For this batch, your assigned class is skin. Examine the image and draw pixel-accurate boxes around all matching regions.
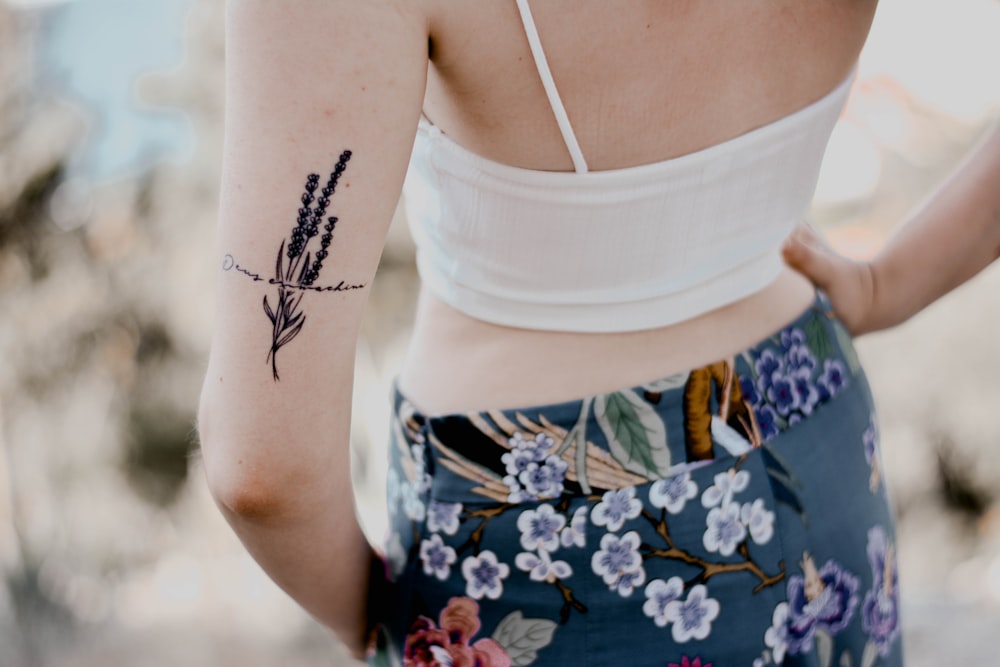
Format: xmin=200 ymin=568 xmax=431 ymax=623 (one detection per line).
xmin=196 ymin=0 xmax=996 ymax=658
xmin=782 ymin=122 xmax=1000 ymax=335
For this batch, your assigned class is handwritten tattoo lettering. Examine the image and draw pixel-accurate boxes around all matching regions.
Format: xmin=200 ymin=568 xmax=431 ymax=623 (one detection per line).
xmin=223 ymin=254 xmax=363 ymax=293
xmin=222 ymin=150 xmax=366 ymax=381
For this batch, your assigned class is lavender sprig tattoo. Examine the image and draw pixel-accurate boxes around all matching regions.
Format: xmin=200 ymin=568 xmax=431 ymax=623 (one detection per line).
xmin=263 ymin=150 xmax=353 ymax=380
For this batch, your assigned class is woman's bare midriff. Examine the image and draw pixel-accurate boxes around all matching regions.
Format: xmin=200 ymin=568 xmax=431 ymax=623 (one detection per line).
xmin=396 ymin=266 xmax=817 ymax=416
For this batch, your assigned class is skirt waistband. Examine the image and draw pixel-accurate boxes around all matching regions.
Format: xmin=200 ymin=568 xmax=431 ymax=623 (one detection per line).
xmin=390 ymin=290 xmax=862 ymax=504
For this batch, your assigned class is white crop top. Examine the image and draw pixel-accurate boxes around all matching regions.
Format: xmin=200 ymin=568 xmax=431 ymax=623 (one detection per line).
xmin=403 ymin=0 xmax=854 ymax=333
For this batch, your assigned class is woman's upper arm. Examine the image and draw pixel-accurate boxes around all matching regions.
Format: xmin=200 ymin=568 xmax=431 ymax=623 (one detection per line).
xmin=200 ymin=0 xmax=428 ymax=510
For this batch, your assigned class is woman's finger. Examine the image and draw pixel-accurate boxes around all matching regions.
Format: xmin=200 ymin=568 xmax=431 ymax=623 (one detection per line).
xmin=781 ymin=224 xmax=843 ymax=290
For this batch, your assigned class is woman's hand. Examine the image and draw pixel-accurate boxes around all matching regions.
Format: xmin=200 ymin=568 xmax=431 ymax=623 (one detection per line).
xmin=781 ymin=223 xmax=879 ymax=335
xmin=785 ymin=121 xmax=1000 ymax=338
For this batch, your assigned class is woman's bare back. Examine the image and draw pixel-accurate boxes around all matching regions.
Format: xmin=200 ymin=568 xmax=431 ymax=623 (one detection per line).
xmin=397 ymin=0 xmax=879 ymax=415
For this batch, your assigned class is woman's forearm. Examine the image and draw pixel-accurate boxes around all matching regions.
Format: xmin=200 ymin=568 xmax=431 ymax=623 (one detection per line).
xmin=198 ymin=378 xmax=374 ymax=658
xmin=216 ymin=484 xmax=373 ymax=656
xmin=870 ymin=121 xmax=1000 ymax=329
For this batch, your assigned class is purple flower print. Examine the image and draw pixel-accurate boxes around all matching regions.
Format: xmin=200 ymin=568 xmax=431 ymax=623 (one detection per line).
xmin=649 ymin=472 xmax=698 ymax=515
xmin=501 ymin=432 xmax=552 ymax=476
xmin=791 ymin=372 xmax=820 ymax=416
xmin=560 ymin=506 xmax=588 ymax=548
xmin=503 ymin=453 xmax=568 ymax=503
xmin=739 ymin=374 xmax=761 ymax=406
xmin=779 ymin=327 xmax=807 ymax=352
xmin=516 ymin=504 xmax=566 ymax=553
xmin=785 ymin=553 xmax=860 ymax=655
xmin=786 ymin=344 xmax=818 ymax=375
xmin=754 ymin=349 xmax=784 ymax=394
xmin=613 ymin=567 xmax=647 ymax=597
xmin=501 ymin=447 xmax=540 ymax=477
xmin=862 ymin=526 xmax=900 ymax=656
xmin=703 ymin=503 xmax=746 ymax=556
xmin=643 ymin=576 xmax=684 ymax=627
xmin=427 ymin=501 xmax=463 ymax=536
xmin=816 ymin=359 xmax=848 ymax=400
xmin=592 ymin=487 xmax=642 ymax=532
xmin=461 ymin=550 xmax=510 ymax=600
xmin=420 ymin=534 xmax=457 ymax=581
xmin=519 ymin=456 xmax=568 ymax=498
xmin=514 ymin=549 xmax=572 ymax=583
xmin=754 ymin=404 xmax=780 ymax=441
xmin=664 ymin=584 xmax=721 ymax=643
xmin=766 ymin=372 xmax=801 ymax=416
xmin=591 ymin=531 xmax=644 ymax=593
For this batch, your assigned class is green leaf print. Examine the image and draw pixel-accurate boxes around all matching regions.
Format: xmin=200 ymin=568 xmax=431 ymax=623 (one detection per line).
xmin=805 ymin=316 xmax=834 ymax=360
xmin=860 ymin=640 xmax=879 ymax=667
xmin=594 ymin=389 xmax=671 ymax=479
xmin=816 ymin=628 xmax=833 ymax=667
xmin=833 ymin=319 xmax=862 ymax=375
xmin=492 ymin=610 xmax=557 ymax=666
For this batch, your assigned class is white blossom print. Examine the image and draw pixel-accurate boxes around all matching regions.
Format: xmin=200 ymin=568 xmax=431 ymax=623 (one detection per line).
xmin=400 ymin=480 xmax=426 ymax=522
xmin=501 ymin=432 xmax=555 ymax=476
xmin=399 ymin=443 xmax=432 ymax=522
xmin=703 ymin=502 xmax=747 ymax=556
xmin=764 ymin=601 xmax=790 ymax=663
xmin=701 ymin=468 xmax=750 ymax=509
xmin=649 ymin=471 xmax=698 ymax=514
xmin=461 ymin=550 xmax=510 ymax=600
xmin=386 ymin=467 xmax=401 ymax=515
xmin=385 ymin=531 xmax=407 ymax=581
xmin=501 ymin=432 xmax=568 ymax=502
xmin=426 ymin=500 xmax=463 ymax=536
xmin=410 ymin=444 xmax=432 ymax=492
xmin=642 ymin=576 xmax=684 ymax=627
xmin=515 ymin=549 xmax=573 ymax=582
xmin=560 ymin=505 xmax=588 ymax=549
xmin=741 ymin=498 xmax=776 ymax=545
xmin=613 ymin=567 xmax=647 ymax=597
xmin=516 ymin=503 xmax=566 ymax=553
xmin=419 ymin=533 xmax=457 ymax=581
xmin=591 ymin=486 xmax=642 ymax=532
xmin=591 ymin=531 xmax=645 ymax=596
xmin=664 ymin=584 xmax=721 ymax=643
xmin=519 ymin=456 xmax=569 ymax=498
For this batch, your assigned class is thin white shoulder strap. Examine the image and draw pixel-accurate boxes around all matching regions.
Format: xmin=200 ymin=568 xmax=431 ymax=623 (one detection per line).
xmin=514 ymin=0 xmax=589 ymax=173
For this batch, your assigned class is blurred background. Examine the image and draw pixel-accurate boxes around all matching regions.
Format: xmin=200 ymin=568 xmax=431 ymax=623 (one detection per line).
xmin=0 ymin=0 xmax=998 ymax=665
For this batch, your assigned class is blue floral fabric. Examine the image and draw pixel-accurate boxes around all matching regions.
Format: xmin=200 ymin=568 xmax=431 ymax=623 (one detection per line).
xmin=368 ymin=291 xmax=902 ymax=667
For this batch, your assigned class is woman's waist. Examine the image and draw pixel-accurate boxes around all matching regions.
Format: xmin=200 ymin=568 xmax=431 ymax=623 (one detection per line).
xmin=397 ymin=267 xmax=824 ymax=417
xmin=392 ymin=275 xmax=864 ymax=506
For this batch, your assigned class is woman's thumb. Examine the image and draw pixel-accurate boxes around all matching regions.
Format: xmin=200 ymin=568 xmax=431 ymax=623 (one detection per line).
xmin=781 ymin=224 xmax=840 ymax=290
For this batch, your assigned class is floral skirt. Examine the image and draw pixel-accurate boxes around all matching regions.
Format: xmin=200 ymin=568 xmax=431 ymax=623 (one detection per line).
xmin=368 ymin=291 xmax=903 ymax=667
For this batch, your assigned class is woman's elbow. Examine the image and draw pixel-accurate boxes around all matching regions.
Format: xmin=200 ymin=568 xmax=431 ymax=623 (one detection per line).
xmin=196 ymin=403 xmax=309 ymax=521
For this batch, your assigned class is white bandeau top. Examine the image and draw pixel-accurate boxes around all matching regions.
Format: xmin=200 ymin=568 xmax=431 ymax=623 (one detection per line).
xmin=403 ymin=0 xmax=854 ymax=333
